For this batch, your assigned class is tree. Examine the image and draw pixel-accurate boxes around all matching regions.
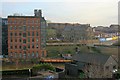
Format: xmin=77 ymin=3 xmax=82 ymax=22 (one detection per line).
xmin=83 ymin=59 xmax=103 ymax=78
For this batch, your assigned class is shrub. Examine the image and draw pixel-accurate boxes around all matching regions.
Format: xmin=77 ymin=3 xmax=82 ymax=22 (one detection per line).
xmin=32 ymin=63 xmax=55 ymax=75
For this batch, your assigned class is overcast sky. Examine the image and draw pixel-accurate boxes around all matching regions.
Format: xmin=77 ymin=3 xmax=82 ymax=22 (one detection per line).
xmin=0 ymin=0 xmax=119 ymax=27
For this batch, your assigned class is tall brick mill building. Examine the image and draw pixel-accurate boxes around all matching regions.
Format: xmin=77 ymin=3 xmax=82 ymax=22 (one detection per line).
xmin=8 ymin=9 xmax=47 ymax=59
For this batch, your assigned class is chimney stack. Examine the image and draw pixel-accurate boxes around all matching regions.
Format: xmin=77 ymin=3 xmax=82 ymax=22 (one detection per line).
xmin=34 ymin=9 xmax=42 ymax=17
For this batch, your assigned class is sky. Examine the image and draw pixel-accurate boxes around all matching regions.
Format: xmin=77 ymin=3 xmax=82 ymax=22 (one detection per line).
xmin=0 ymin=0 xmax=119 ymax=27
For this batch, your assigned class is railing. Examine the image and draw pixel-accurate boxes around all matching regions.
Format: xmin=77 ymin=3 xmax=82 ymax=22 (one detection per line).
xmin=40 ymin=59 xmax=72 ymax=63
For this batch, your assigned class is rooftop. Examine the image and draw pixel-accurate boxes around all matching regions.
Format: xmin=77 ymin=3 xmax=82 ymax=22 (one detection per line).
xmin=72 ymin=52 xmax=111 ymax=65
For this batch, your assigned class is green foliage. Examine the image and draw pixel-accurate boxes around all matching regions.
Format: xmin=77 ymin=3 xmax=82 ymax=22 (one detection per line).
xmin=79 ymin=72 xmax=85 ymax=78
xmin=32 ymin=63 xmax=55 ymax=76
xmin=46 ymin=45 xmax=76 ymax=58
xmin=32 ymin=63 xmax=55 ymax=71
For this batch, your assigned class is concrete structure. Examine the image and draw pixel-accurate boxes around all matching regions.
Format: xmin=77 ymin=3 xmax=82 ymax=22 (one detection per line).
xmin=8 ymin=9 xmax=47 ymax=59
xmin=2 ymin=18 xmax=8 ymax=57
xmin=65 ymin=52 xmax=118 ymax=78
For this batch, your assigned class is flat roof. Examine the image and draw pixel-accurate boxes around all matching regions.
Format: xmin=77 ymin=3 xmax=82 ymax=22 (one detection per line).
xmin=8 ymin=16 xmax=40 ymax=18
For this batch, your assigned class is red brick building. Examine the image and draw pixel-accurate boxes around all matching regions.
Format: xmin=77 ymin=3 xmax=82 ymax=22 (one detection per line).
xmin=8 ymin=10 xmax=46 ymax=59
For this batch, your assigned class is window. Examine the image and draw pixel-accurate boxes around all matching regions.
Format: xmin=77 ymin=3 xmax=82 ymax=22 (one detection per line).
xmin=32 ymin=32 xmax=34 ymax=36
xmin=36 ymin=26 xmax=39 ymax=29
xmin=32 ymin=26 xmax=34 ymax=30
xmin=36 ymin=51 xmax=38 ymax=58
xmin=19 ymin=53 xmax=22 ymax=58
xmin=28 ymin=32 xmax=30 ymax=36
xmin=23 ymin=52 xmax=26 ymax=58
xmin=28 ymin=38 xmax=30 ymax=42
xmin=19 ymin=26 xmax=22 ymax=29
xmin=19 ymin=33 xmax=22 ymax=36
xmin=113 ymin=65 xmax=116 ymax=69
xmin=16 ymin=53 xmax=18 ymax=58
xmin=10 ymin=26 xmax=12 ymax=30
xmin=14 ymin=52 xmax=16 ymax=58
xmin=23 ymin=33 xmax=26 ymax=37
xmin=32 ymin=52 xmax=34 ymax=57
xmin=36 ymin=32 xmax=39 ymax=36
xmin=36 ymin=20 xmax=39 ymax=23
xmin=19 ymin=45 xmax=22 ymax=49
xmin=23 ymin=39 xmax=26 ymax=43
xmin=10 ymin=46 xmax=13 ymax=49
xmin=32 ymin=38 xmax=34 ymax=42
xmin=23 ymin=26 xmax=26 ymax=31
xmin=28 ymin=26 xmax=30 ymax=30
xmin=32 ymin=20 xmax=34 ymax=24
xmin=15 ymin=33 xmax=17 ymax=36
xmin=19 ymin=39 xmax=22 ymax=42
xmin=14 ymin=26 xmax=17 ymax=30
xmin=36 ymin=38 xmax=38 ymax=42
xmin=41 ymin=51 xmax=44 ymax=57
xmin=28 ymin=53 xmax=30 ymax=58
xmin=15 ymin=45 xmax=17 ymax=49
xmin=28 ymin=44 xmax=30 ymax=49
xmin=15 ymin=39 xmax=17 ymax=42
xmin=10 ymin=33 xmax=13 ymax=36
xmin=14 ymin=20 xmax=17 ymax=24
xmin=106 ymin=66 xmax=109 ymax=70
xmin=32 ymin=44 xmax=34 ymax=48
xmin=36 ymin=44 xmax=38 ymax=48
xmin=23 ymin=20 xmax=26 ymax=25
xmin=10 ymin=52 xmax=13 ymax=57
xmin=10 ymin=39 xmax=13 ymax=42
xmin=23 ymin=46 xmax=26 ymax=50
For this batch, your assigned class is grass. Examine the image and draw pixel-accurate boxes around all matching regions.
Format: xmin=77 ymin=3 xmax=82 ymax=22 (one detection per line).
xmin=46 ymin=45 xmax=77 ymax=58
xmin=46 ymin=45 xmax=91 ymax=57
xmin=2 ymin=45 xmax=118 ymax=71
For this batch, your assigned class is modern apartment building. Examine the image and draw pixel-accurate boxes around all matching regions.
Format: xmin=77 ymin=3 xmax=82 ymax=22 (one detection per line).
xmin=0 ymin=18 xmax=2 ymax=56
xmin=8 ymin=9 xmax=47 ymax=59
xmin=2 ymin=18 xmax=8 ymax=57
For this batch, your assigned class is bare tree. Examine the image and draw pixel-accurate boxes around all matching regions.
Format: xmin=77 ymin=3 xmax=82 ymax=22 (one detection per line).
xmin=83 ymin=59 xmax=104 ymax=78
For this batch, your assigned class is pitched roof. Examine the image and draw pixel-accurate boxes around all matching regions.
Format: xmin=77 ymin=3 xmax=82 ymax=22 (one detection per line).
xmin=72 ymin=52 xmax=110 ymax=65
